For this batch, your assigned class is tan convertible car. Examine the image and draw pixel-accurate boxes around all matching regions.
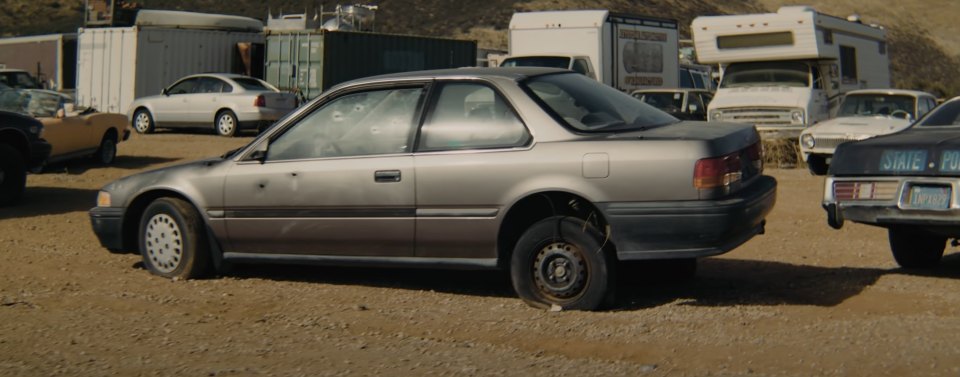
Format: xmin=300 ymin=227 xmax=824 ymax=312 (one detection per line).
xmin=0 ymin=89 xmax=129 ymax=165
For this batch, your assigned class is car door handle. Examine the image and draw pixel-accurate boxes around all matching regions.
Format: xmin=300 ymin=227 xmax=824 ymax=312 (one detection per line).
xmin=374 ymin=170 xmax=401 ymax=182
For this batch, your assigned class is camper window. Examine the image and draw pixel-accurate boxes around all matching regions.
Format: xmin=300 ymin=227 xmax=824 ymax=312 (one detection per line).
xmin=840 ymin=46 xmax=858 ymax=84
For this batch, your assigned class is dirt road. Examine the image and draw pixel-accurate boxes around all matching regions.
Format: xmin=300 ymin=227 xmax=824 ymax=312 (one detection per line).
xmin=2 ymin=131 xmax=959 ymax=376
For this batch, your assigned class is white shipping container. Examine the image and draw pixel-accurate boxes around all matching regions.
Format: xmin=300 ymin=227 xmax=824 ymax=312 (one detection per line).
xmin=76 ymin=27 xmax=264 ymax=113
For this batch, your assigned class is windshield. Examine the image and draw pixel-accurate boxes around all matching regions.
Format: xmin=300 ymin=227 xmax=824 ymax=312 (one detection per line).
xmin=501 ymin=56 xmax=572 ymax=69
xmin=916 ymin=100 xmax=960 ymax=127
xmin=0 ymin=71 xmax=41 ymax=89
xmin=635 ymin=92 xmax=684 ymax=112
xmin=524 ymin=72 xmax=678 ymax=132
xmin=233 ymin=77 xmax=275 ymax=91
xmin=0 ymin=89 xmax=69 ymax=117
xmin=838 ymin=94 xmax=915 ymax=118
xmin=720 ymin=61 xmax=810 ymax=88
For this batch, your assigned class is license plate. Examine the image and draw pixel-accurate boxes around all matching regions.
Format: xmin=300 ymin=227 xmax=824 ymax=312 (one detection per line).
xmin=906 ymin=185 xmax=951 ymax=209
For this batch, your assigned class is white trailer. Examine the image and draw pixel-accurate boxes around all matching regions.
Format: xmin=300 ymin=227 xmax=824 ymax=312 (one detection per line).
xmin=693 ymin=6 xmax=890 ymax=132
xmin=76 ymin=10 xmax=264 ymax=113
xmin=501 ymin=10 xmax=680 ymax=92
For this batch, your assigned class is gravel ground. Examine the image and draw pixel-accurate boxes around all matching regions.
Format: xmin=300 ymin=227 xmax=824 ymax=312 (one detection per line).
xmin=2 ymin=131 xmax=960 ymax=376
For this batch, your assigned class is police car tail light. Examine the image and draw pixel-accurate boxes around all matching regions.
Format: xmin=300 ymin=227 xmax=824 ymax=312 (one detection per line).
xmin=694 ymin=152 xmax=742 ymax=189
xmin=834 ymin=181 xmax=898 ymax=201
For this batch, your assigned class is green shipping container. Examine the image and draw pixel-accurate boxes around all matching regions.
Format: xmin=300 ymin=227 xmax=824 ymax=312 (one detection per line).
xmin=265 ymin=30 xmax=477 ymax=100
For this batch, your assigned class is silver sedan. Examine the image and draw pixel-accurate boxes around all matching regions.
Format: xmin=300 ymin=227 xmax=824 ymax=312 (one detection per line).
xmin=127 ymin=73 xmax=298 ymax=137
xmin=92 ymin=68 xmax=776 ymax=310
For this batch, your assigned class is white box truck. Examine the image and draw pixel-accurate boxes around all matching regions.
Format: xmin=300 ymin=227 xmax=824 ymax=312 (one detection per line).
xmin=500 ymin=10 xmax=680 ymax=92
xmin=693 ymin=6 xmax=890 ymax=133
xmin=76 ymin=10 xmax=264 ymax=113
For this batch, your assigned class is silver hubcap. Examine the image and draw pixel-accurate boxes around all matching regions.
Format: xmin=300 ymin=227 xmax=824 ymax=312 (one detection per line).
xmin=144 ymin=213 xmax=183 ymax=273
xmin=218 ymin=114 xmax=235 ymax=135
xmin=135 ymin=113 xmax=150 ymax=132
xmin=533 ymin=242 xmax=587 ymax=299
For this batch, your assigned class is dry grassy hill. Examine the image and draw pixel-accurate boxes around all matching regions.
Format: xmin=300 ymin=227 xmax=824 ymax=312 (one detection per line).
xmin=2 ymin=0 xmax=958 ymax=96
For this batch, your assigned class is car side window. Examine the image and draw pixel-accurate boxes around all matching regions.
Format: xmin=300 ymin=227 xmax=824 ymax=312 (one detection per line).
xmin=418 ymin=83 xmax=530 ymax=151
xmin=198 ymin=78 xmax=226 ymax=93
xmin=265 ymin=87 xmax=424 ymax=161
xmin=168 ymin=78 xmax=199 ymax=95
xmin=917 ymin=97 xmax=931 ymax=117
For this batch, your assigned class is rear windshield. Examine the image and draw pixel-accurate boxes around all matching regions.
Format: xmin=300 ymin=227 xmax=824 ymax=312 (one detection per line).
xmin=501 ymin=56 xmax=572 ymax=69
xmin=233 ymin=78 xmax=273 ymax=91
xmin=523 ymin=73 xmax=678 ymax=132
xmin=916 ymin=100 xmax=960 ymax=127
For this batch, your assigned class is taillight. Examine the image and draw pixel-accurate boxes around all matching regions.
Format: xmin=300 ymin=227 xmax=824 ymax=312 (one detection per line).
xmin=746 ymin=141 xmax=763 ymax=173
xmin=254 ymin=95 xmax=266 ymax=107
xmin=694 ymin=152 xmax=742 ymax=189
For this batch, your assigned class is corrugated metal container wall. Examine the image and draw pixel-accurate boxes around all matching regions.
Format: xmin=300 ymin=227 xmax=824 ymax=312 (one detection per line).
xmin=77 ymin=27 xmax=264 ymax=113
xmin=265 ymin=31 xmax=477 ymax=100
xmin=77 ymin=27 xmax=137 ymax=113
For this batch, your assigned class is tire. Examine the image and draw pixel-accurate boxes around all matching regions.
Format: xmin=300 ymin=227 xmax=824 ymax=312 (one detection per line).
xmin=215 ymin=110 xmax=238 ymax=137
xmin=806 ymin=154 xmax=828 ymax=176
xmin=888 ymin=227 xmax=946 ymax=269
xmin=133 ymin=109 xmax=155 ymax=134
xmin=93 ymin=134 xmax=117 ymax=165
xmin=510 ymin=216 xmax=616 ymax=311
xmin=0 ymin=143 xmax=27 ymax=207
xmin=139 ymin=197 xmax=212 ymax=279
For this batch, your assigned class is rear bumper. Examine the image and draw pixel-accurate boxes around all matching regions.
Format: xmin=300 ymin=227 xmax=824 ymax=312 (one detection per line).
xmin=600 ymin=175 xmax=777 ymax=260
xmin=89 ymin=207 xmax=126 ymax=252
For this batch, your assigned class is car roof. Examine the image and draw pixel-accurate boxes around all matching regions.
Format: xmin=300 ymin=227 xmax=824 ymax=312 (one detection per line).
xmin=846 ymin=89 xmax=935 ymax=97
xmin=630 ymin=88 xmax=711 ymax=94
xmin=347 ymin=67 xmax=571 ymax=84
xmin=180 ymin=73 xmax=256 ymax=81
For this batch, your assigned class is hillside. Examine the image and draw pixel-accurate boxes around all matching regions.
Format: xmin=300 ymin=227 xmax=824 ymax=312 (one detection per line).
xmin=2 ymin=0 xmax=959 ymax=96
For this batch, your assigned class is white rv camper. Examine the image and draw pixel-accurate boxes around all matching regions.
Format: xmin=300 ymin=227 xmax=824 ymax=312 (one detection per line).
xmin=693 ymin=6 xmax=890 ymax=133
xmin=76 ymin=10 xmax=264 ymax=114
xmin=501 ymin=10 xmax=680 ymax=92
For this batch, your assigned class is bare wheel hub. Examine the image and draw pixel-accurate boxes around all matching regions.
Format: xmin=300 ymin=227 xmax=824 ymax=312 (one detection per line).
xmin=533 ymin=242 xmax=587 ymax=299
xmin=144 ymin=213 xmax=183 ymax=273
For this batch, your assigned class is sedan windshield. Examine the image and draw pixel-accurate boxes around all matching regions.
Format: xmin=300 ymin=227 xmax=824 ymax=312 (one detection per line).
xmin=524 ymin=73 xmax=678 ymax=132
xmin=720 ymin=61 xmax=810 ymax=88
xmin=837 ymin=94 xmax=915 ymax=118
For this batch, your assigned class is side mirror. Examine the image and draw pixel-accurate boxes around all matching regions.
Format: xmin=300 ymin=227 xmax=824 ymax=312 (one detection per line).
xmin=56 ymin=108 xmax=66 ymax=119
xmin=246 ymin=142 xmax=269 ymax=163
xmin=63 ymin=103 xmax=74 ymax=114
xmin=688 ymin=104 xmax=699 ymax=113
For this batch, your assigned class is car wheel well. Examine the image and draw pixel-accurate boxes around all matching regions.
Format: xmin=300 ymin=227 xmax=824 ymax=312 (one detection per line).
xmin=216 ymin=108 xmax=236 ymax=118
xmin=102 ymin=128 xmax=119 ymax=142
xmin=497 ymin=191 xmax=610 ymax=269
xmin=121 ymin=190 xmax=195 ymax=252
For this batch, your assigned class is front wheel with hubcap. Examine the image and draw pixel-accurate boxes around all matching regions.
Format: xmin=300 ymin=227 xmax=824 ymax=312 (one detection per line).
xmin=133 ymin=109 xmax=155 ymax=134
xmin=888 ymin=227 xmax=946 ymax=269
xmin=215 ymin=111 xmax=238 ymax=137
xmin=511 ymin=216 xmax=615 ymax=311
xmin=139 ymin=197 xmax=212 ymax=279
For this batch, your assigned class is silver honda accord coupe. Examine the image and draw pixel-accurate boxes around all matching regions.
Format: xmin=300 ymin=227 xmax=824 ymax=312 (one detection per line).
xmin=90 ymin=67 xmax=777 ymax=310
